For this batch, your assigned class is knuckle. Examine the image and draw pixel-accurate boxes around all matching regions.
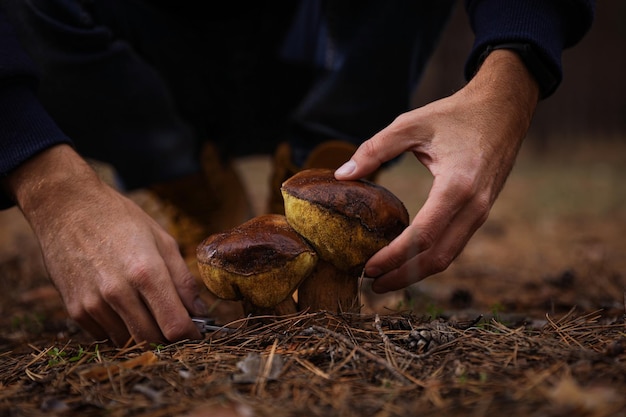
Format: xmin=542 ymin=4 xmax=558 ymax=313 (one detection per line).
xmin=65 ymin=301 xmax=88 ymax=323
xmin=472 ymin=194 xmax=492 ymax=221
xmin=126 ymin=260 xmax=157 ymax=289
xmin=450 ymin=174 xmax=477 ymax=200
xmin=415 ymin=228 xmax=437 ymax=252
xmin=99 ymin=281 xmax=125 ymax=304
xmin=429 ymin=252 xmax=455 ymax=274
xmin=160 ymin=318 xmax=192 ymax=342
xmin=176 ymin=271 xmax=198 ymax=293
xmin=160 ymin=233 xmax=181 ymax=253
xmin=391 ymin=111 xmax=413 ymax=128
xmin=383 ymin=251 xmax=406 ymax=271
xmin=359 ymin=139 xmax=379 ymax=159
xmin=66 ymin=295 xmax=100 ymax=322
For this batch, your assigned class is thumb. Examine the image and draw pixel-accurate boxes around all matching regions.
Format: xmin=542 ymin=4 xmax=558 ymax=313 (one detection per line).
xmin=334 ymin=131 xmax=408 ymax=181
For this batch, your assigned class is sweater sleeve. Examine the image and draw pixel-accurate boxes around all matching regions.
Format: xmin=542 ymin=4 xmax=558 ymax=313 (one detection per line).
xmin=0 ymin=11 xmax=73 ymax=209
xmin=464 ymin=0 xmax=595 ymax=98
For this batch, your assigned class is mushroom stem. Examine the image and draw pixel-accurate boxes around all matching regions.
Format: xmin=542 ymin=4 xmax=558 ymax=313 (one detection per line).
xmin=242 ymin=296 xmax=298 ymax=319
xmin=297 ymin=259 xmax=360 ymax=313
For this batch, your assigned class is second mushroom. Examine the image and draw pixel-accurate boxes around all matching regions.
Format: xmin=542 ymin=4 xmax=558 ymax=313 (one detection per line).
xmin=196 ymin=214 xmax=318 ymax=317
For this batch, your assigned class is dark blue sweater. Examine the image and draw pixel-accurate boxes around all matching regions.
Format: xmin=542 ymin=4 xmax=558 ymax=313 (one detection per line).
xmin=0 ymin=0 xmax=595 ymax=208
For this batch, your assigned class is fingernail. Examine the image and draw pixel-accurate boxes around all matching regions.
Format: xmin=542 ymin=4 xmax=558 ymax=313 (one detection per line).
xmin=335 ymin=160 xmax=356 ymax=177
xmin=193 ymin=297 xmax=208 ymax=316
xmin=371 ymin=281 xmax=388 ymax=294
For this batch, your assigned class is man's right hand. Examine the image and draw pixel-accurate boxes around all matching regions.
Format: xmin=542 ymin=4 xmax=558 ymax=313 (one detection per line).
xmin=335 ymin=50 xmax=539 ymax=293
xmin=2 ymin=144 xmax=205 ymax=346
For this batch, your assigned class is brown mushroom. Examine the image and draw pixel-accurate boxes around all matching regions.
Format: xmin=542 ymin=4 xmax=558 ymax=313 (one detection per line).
xmin=281 ymin=168 xmax=409 ymax=313
xmin=196 ymin=214 xmax=318 ymax=317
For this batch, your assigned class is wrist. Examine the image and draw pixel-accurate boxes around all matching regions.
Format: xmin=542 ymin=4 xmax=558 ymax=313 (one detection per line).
xmin=476 ymin=43 xmax=558 ymax=99
xmin=3 ymin=144 xmax=101 ymax=216
xmin=467 ymin=49 xmax=540 ymax=126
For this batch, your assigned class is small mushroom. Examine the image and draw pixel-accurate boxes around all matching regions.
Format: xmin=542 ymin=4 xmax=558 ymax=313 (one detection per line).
xmin=281 ymin=168 xmax=409 ymax=313
xmin=196 ymin=214 xmax=318 ymax=317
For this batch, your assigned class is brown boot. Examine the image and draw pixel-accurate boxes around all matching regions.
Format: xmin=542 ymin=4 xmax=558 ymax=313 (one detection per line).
xmin=150 ymin=142 xmax=253 ymax=258
xmin=268 ymin=140 xmax=379 ymax=214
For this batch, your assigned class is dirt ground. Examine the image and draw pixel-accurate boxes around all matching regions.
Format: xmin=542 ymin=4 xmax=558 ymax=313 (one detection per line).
xmin=1 ymin=138 xmax=625 ymax=416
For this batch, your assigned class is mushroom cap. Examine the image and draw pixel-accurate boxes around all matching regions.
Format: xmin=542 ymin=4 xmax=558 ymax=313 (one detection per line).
xmin=281 ymin=168 xmax=409 ymax=272
xmin=196 ymin=214 xmax=318 ymax=308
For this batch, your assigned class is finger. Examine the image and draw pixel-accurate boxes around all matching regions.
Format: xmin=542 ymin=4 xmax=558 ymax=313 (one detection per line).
xmin=157 ymin=233 xmax=207 ymax=317
xmin=95 ymin=309 xmax=133 ymax=347
xmin=119 ymin=302 xmax=167 ymax=346
xmin=371 ymin=192 xmax=489 ymax=293
xmin=95 ymin=276 xmax=167 ymax=346
xmin=69 ymin=295 xmax=132 ymax=346
xmin=335 ymin=126 xmax=414 ymax=181
xmin=143 ymin=283 xmax=202 ymax=343
xmin=126 ymin=255 xmax=202 ymax=343
xmin=370 ymin=231 xmax=467 ymax=294
xmin=364 ymin=173 xmax=472 ymax=277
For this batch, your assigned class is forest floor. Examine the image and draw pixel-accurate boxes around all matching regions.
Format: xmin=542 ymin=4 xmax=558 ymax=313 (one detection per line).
xmin=1 ymin=138 xmax=625 ymax=416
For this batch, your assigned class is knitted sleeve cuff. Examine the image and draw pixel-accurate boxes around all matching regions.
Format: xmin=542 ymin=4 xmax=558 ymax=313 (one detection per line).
xmin=0 ymin=82 xmax=73 ymax=209
xmin=464 ymin=0 xmax=594 ymax=98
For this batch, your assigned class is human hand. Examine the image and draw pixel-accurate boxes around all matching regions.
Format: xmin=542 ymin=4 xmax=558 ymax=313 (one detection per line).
xmin=3 ymin=145 xmax=205 ymax=346
xmin=335 ymin=50 xmax=540 ymax=293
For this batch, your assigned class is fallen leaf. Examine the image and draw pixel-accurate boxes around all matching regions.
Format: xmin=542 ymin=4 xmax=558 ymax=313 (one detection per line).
xmin=79 ymin=351 xmax=158 ymax=381
xmin=546 ymin=374 xmax=620 ymax=412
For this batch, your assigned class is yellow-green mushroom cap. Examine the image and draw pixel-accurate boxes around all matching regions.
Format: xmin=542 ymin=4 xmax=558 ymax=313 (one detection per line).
xmin=281 ymin=168 xmax=409 ymax=273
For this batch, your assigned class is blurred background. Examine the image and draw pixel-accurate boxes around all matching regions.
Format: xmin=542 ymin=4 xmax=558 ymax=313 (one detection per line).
xmin=414 ymin=0 xmax=626 ymax=143
xmin=1 ymin=0 xmax=625 ymax=327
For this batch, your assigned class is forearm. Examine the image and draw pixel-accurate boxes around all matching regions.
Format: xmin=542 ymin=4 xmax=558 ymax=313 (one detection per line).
xmin=1 ymin=144 xmax=102 ymax=228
